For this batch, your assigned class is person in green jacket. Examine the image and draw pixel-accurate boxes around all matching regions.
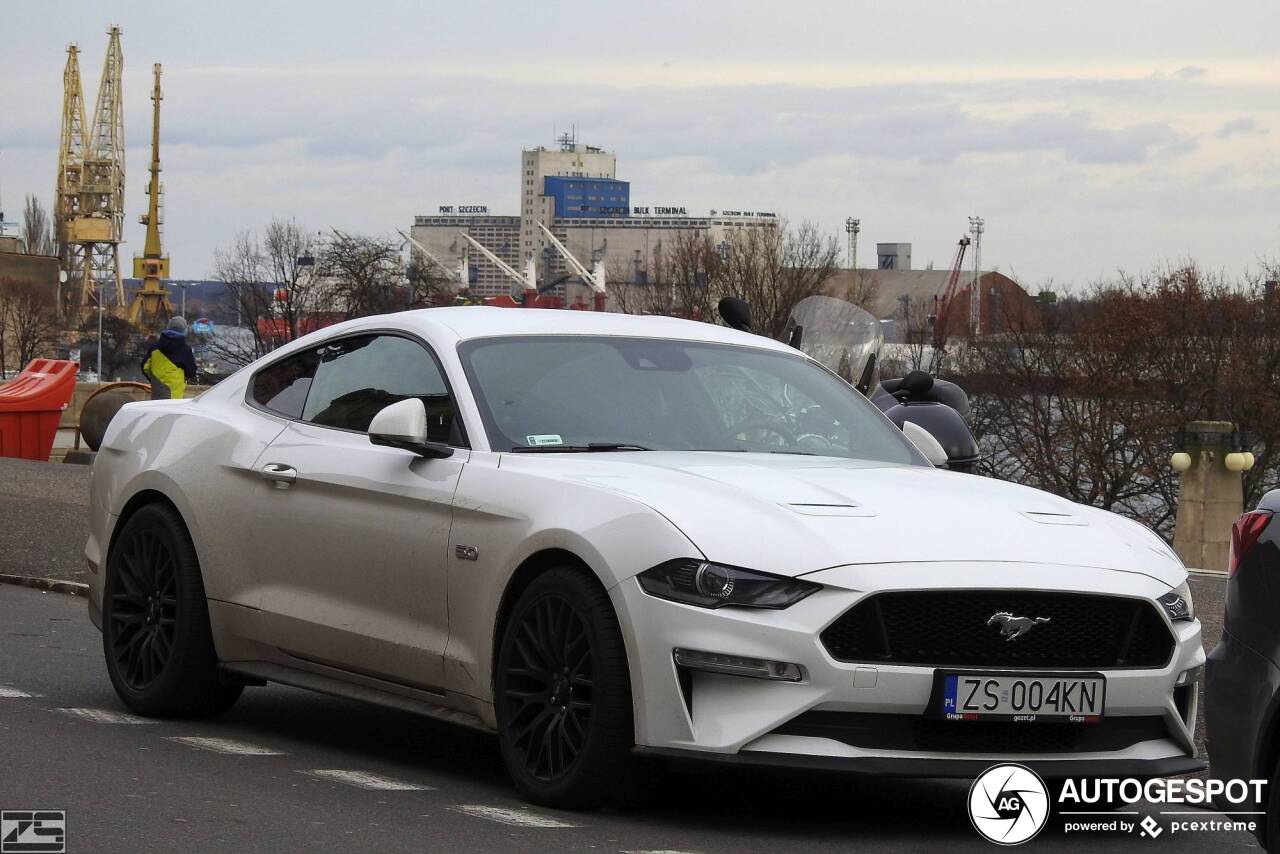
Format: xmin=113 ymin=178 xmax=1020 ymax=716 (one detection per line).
xmin=140 ymin=317 xmax=198 ymax=400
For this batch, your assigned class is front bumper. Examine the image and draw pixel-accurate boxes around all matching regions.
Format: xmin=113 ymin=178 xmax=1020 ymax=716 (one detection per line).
xmin=612 ymin=561 xmax=1204 ymax=776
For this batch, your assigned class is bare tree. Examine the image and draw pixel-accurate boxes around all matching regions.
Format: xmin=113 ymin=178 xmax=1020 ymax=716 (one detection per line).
xmin=964 ymin=263 xmax=1280 ymax=537
xmin=321 ymin=231 xmax=409 ymax=318
xmin=880 ymin=296 xmax=935 ymax=377
xmin=76 ymin=313 xmax=141 ymax=380
xmin=263 ymin=219 xmax=322 ymax=341
xmin=713 ymin=221 xmax=842 ymax=340
xmin=209 ymin=219 xmax=323 ymax=367
xmin=405 ymin=254 xmax=455 ymax=307
xmin=609 ymin=221 xmax=841 ymax=340
xmin=0 ymin=282 xmax=9 ymax=377
xmin=829 ymin=268 xmax=881 ymax=313
xmin=0 ymin=277 xmax=58 ymax=369
xmin=20 ymin=196 xmax=56 ymax=256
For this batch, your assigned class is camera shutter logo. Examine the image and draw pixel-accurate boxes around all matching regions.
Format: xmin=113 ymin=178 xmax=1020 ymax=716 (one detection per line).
xmin=1 ymin=810 xmax=65 ymax=854
xmin=968 ymin=764 xmax=1050 ymax=845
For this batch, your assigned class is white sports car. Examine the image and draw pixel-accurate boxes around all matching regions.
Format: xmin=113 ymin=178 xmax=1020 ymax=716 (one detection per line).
xmin=85 ymin=305 xmax=1204 ymax=808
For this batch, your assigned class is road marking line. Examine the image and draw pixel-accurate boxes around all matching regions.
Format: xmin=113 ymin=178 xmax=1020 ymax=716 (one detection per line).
xmin=623 ymin=850 xmax=704 ymax=854
xmin=300 ymin=770 xmax=433 ymax=791
xmin=0 ymin=686 xmax=32 ymax=698
xmin=167 ymin=737 xmax=285 ymax=756
xmin=54 ymin=707 xmax=156 ymax=724
xmin=450 ymin=805 xmax=578 ymax=828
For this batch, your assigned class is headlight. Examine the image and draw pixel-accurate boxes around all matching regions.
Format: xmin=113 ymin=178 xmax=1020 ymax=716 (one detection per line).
xmin=1157 ymin=581 xmax=1194 ymax=621
xmin=637 ymin=559 xmax=821 ymax=609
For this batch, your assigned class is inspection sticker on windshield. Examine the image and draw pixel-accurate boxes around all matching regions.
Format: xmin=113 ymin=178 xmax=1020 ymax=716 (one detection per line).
xmin=526 ymin=434 xmax=563 ymax=446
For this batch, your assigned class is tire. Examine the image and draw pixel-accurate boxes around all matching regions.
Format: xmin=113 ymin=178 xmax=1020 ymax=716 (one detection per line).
xmin=102 ymin=503 xmax=243 ymax=717
xmin=494 ymin=566 xmax=646 ymax=809
xmin=1265 ymin=758 xmax=1280 ymax=850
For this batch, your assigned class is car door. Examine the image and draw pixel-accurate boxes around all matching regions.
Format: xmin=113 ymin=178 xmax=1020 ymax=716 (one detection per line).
xmin=251 ymin=332 xmax=467 ymax=692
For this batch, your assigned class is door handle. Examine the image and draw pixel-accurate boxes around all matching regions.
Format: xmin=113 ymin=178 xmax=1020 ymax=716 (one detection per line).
xmin=260 ymin=462 xmax=297 ymax=488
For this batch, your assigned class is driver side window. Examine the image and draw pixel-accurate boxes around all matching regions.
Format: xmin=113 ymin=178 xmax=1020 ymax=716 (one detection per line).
xmin=301 ymin=334 xmax=458 ymax=444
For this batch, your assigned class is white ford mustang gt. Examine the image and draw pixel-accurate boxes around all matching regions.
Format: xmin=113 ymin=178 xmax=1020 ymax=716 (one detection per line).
xmin=85 ymin=306 xmax=1204 ymax=808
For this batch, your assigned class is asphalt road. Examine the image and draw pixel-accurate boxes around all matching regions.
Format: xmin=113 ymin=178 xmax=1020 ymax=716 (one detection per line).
xmin=0 ymin=457 xmax=90 ymax=581
xmin=0 ymin=584 xmax=1260 ymax=853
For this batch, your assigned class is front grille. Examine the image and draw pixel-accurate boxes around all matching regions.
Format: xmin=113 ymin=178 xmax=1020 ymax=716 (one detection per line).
xmin=821 ymin=591 xmax=1174 ymax=669
xmin=774 ymin=711 xmax=1170 ymax=754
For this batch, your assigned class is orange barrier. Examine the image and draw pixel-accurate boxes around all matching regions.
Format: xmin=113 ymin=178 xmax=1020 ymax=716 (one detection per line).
xmin=0 ymin=359 xmax=80 ymax=461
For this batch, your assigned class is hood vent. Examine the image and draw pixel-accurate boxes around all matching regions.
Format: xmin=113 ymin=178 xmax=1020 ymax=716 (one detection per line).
xmin=786 ymin=502 xmax=876 ymax=518
xmin=1021 ymin=510 xmax=1088 ymax=527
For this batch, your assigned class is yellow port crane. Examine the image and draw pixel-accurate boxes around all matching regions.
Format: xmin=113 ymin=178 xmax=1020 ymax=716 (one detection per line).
xmin=127 ymin=62 xmax=174 ymax=325
xmin=69 ymin=27 xmax=126 ymax=317
xmin=53 ymin=43 xmax=88 ymax=316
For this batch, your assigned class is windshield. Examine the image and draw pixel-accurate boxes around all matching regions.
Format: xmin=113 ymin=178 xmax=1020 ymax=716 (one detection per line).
xmin=785 ymin=295 xmax=883 ymax=393
xmin=458 ymin=335 xmax=924 ymax=464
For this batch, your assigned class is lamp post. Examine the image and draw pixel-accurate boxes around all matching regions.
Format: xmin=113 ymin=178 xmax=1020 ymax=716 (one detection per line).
xmin=172 ymin=282 xmax=192 ymax=321
xmin=968 ymin=216 xmax=984 ymax=335
xmin=96 ymin=287 xmax=104 ymax=383
xmin=844 ymin=217 xmax=860 ymax=270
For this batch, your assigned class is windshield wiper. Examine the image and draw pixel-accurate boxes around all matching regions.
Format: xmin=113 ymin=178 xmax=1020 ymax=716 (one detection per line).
xmin=510 ymin=443 xmax=653 ymax=453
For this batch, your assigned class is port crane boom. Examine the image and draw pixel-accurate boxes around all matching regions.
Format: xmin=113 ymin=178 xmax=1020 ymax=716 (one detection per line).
xmin=457 ymin=232 xmax=536 ymax=299
xmin=535 ymin=221 xmax=606 ymax=311
xmin=929 ymin=235 xmax=971 ymax=371
xmin=397 ymin=229 xmax=469 ymax=296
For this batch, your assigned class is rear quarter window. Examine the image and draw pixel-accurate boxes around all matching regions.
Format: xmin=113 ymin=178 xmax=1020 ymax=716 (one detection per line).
xmin=250 ymin=350 xmax=319 ymax=419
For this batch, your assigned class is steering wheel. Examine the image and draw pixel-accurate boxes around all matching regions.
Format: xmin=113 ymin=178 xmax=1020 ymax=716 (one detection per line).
xmin=730 ymin=420 xmax=799 ymax=447
xmin=796 ymin=433 xmax=834 ymax=452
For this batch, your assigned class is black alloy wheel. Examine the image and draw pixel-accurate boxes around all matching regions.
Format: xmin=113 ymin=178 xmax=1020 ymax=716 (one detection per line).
xmin=494 ymin=567 xmax=649 ymax=808
xmin=503 ymin=592 xmax=594 ymax=781
xmin=108 ymin=528 xmax=179 ymax=689
xmin=102 ymin=503 xmax=242 ymax=717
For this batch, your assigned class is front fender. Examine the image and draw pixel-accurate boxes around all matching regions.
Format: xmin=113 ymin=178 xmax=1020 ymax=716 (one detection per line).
xmin=442 ymin=455 xmax=701 ymax=703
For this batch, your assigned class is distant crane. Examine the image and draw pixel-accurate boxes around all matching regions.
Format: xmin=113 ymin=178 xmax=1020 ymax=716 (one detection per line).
xmin=929 ymin=235 xmax=971 ymax=372
xmin=535 ymin=221 xmax=606 ymax=311
xmin=67 ymin=27 xmax=126 ymax=316
xmin=127 ymin=63 xmax=174 ymax=325
xmin=53 ymin=43 xmax=88 ymax=315
xmin=397 ymin=229 xmax=469 ymax=298
xmin=456 ymin=232 xmax=537 ymax=303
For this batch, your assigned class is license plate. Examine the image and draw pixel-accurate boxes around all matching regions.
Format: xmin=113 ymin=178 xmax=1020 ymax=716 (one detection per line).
xmin=939 ymin=673 xmax=1105 ymax=722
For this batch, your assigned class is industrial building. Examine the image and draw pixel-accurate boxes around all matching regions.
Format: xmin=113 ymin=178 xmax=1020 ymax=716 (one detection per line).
xmin=826 ymin=246 xmax=1034 ymax=342
xmin=410 ymin=137 xmax=778 ymax=299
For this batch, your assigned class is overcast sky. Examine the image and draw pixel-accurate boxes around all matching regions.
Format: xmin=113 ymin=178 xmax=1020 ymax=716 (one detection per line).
xmin=3 ymin=1 xmax=1277 ymax=289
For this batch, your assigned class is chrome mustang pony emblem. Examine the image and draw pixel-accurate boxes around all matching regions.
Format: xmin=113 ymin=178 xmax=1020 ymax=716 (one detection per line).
xmin=987 ymin=612 xmax=1050 ymax=641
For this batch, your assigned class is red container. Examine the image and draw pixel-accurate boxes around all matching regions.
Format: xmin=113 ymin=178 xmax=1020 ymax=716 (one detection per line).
xmin=0 ymin=359 xmax=79 ymax=461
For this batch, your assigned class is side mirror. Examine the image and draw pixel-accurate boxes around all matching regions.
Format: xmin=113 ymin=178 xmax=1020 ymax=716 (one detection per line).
xmin=368 ymin=398 xmax=454 ymax=459
xmin=902 ymin=420 xmax=949 ymax=467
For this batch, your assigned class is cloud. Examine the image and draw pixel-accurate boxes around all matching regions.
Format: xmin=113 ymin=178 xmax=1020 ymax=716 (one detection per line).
xmin=0 ymin=44 xmax=1272 ymax=290
xmin=1217 ymin=117 xmax=1268 ymax=138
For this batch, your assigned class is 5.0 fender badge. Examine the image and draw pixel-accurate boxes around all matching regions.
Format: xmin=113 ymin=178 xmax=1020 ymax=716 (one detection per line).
xmin=455 ymin=545 xmax=479 ymax=562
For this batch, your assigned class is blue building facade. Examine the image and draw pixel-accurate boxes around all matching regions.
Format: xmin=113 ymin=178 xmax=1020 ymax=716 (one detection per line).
xmin=543 ymin=176 xmax=630 ymax=219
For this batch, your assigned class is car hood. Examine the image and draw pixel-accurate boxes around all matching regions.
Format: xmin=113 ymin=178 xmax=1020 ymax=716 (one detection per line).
xmin=501 ymin=452 xmax=1184 ymax=586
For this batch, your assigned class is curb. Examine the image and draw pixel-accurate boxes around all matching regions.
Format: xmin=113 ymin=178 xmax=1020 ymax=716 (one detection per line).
xmin=1187 ymin=568 xmax=1227 ymax=578
xmin=0 ymin=574 xmax=89 ymax=597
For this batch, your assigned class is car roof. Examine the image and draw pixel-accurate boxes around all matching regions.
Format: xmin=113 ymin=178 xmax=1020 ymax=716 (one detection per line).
xmin=395 ymin=306 xmax=797 ymax=353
